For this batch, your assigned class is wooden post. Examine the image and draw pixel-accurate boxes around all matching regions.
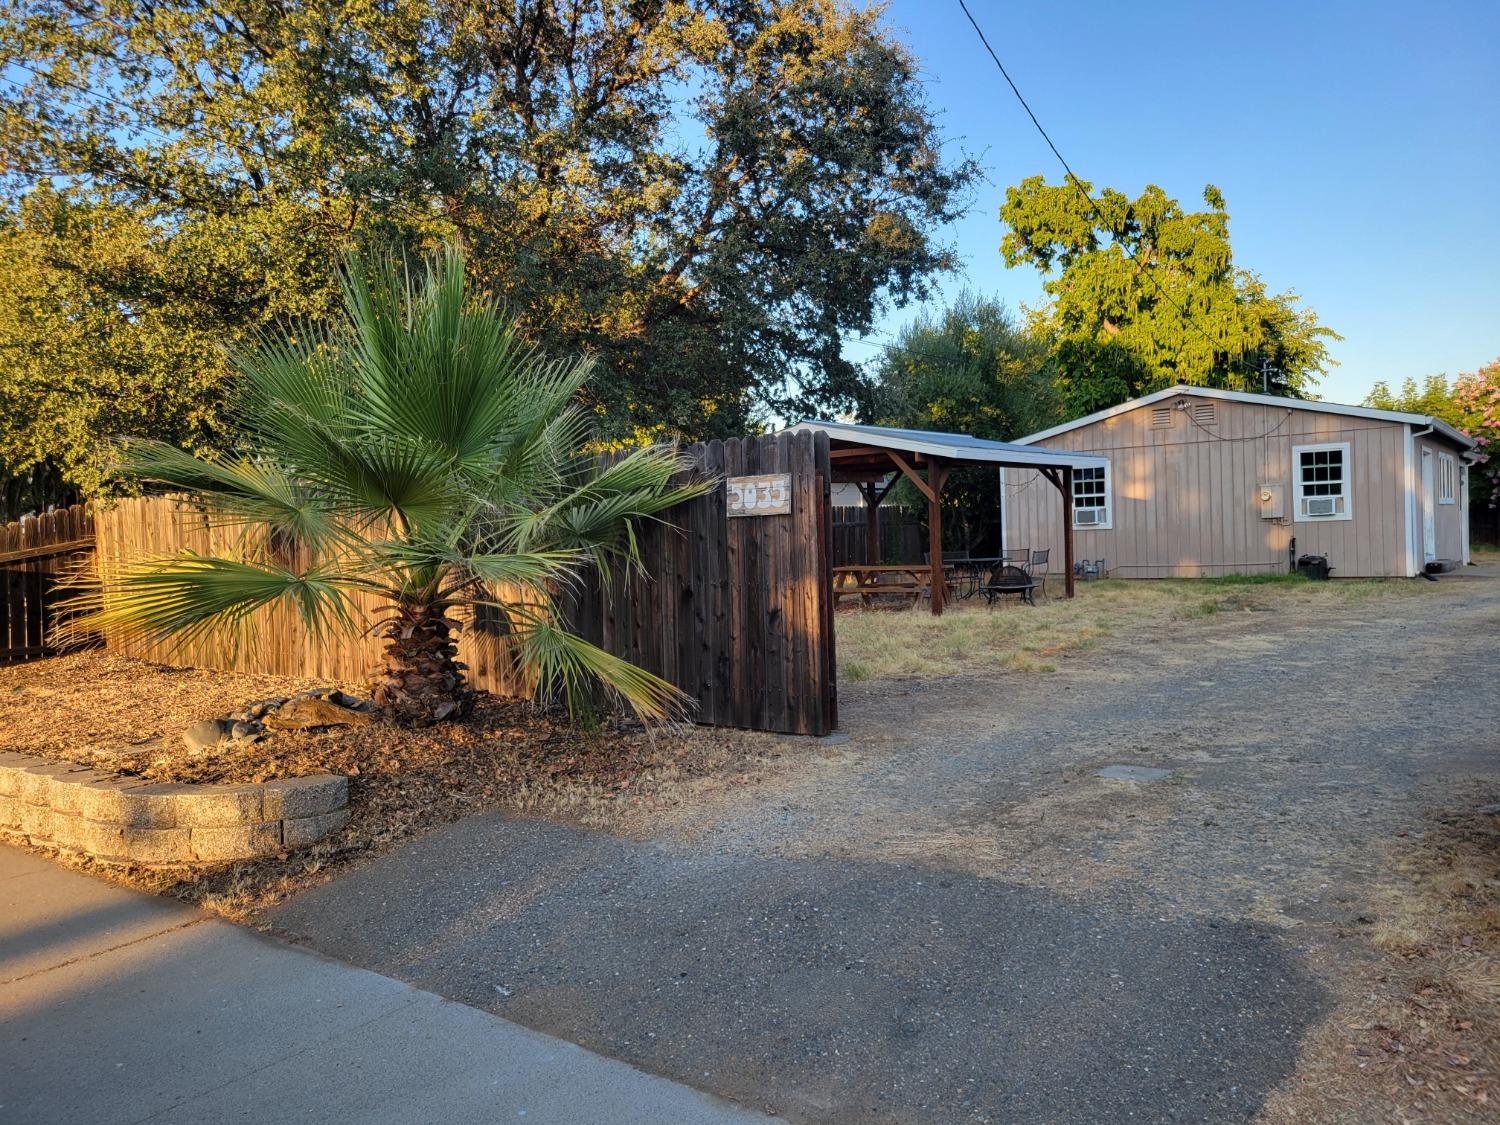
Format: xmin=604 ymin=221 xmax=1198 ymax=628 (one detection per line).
xmin=928 ymin=460 xmax=949 ymax=616
xmin=1062 ymin=465 xmax=1076 ymax=599
xmin=860 ymin=481 xmax=880 ymax=565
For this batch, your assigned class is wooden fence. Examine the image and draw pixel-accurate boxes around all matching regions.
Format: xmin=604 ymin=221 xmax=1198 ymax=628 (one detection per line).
xmin=0 ymin=505 xmax=95 ymax=664
xmin=92 ymin=432 xmax=837 ymax=736
xmin=831 ymin=506 xmax=922 ymax=567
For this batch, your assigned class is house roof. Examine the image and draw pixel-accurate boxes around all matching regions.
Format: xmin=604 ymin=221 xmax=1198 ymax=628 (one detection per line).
xmin=789 ymin=419 xmax=1111 ymax=470
xmin=1012 ymin=385 xmax=1477 ymax=450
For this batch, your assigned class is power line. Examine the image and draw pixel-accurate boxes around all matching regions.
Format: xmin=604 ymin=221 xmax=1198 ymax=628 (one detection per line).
xmin=954 ymin=0 xmax=1258 ymax=380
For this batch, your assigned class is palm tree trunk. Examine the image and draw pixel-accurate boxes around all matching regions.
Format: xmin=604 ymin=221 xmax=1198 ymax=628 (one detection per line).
xmin=370 ymin=602 xmax=472 ymax=725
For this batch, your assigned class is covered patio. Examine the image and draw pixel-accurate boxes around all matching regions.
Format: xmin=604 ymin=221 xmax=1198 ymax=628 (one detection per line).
xmin=790 ymin=420 xmax=1111 ymax=614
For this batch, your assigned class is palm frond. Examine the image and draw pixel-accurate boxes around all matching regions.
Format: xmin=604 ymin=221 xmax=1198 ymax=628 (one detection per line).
xmin=62 ymin=552 xmax=373 ymax=654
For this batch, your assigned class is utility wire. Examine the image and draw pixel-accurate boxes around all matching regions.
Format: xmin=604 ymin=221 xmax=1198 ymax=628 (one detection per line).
xmin=955 ymin=0 xmax=1260 ymax=380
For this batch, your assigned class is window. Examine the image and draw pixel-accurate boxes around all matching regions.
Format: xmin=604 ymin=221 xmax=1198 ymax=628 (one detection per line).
xmin=1072 ymin=462 xmax=1112 ymax=529
xmin=1439 ymin=452 xmax=1456 ymax=504
xmin=1292 ymin=442 xmax=1352 ymax=521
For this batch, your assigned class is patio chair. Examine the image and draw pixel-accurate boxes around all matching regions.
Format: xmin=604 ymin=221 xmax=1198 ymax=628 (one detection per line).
xmin=980 ymin=563 xmax=1036 ymax=607
xmin=1026 ymin=548 xmax=1050 ymax=598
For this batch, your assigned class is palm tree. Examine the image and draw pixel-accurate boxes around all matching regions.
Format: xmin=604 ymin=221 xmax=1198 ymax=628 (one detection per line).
xmin=74 ymin=248 xmax=707 ymax=725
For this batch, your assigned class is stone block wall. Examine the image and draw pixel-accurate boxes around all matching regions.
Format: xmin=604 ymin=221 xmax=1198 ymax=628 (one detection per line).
xmin=0 ymin=751 xmax=349 ymax=866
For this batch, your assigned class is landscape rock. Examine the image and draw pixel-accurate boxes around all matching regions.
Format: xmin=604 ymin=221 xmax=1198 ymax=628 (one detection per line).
xmin=230 ymin=720 xmax=263 ymax=742
xmin=182 ymin=719 xmax=232 ymax=753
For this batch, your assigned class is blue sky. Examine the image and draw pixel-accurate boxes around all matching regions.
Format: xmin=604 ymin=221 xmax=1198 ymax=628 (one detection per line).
xmin=853 ymin=0 xmax=1500 ymax=406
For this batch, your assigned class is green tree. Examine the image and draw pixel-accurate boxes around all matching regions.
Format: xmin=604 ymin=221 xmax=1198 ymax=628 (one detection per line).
xmin=869 ymin=292 xmax=1060 ymax=552
xmin=1 ymin=0 xmax=975 ymax=508
xmin=74 ymin=248 xmax=706 ymax=726
xmin=999 ymin=177 xmax=1339 ymax=414
xmin=1364 ymin=374 xmax=1466 ymax=428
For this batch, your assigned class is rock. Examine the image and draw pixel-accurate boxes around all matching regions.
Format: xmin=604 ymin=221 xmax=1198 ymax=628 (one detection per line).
xmin=182 ymin=719 xmax=231 ymax=753
xmin=230 ymin=720 xmax=263 ymax=742
xmin=262 ymin=694 xmax=375 ymax=731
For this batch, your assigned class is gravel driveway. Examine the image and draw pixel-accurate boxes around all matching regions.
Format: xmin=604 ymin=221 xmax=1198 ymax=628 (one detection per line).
xmin=269 ymin=567 xmax=1500 ymax=1123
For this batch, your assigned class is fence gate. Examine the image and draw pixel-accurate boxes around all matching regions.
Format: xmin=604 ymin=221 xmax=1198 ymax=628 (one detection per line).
xmin=571 ymin=431 xmax=837 ymax=736
xmin=0 ymin=505 xmax=94 ymax=664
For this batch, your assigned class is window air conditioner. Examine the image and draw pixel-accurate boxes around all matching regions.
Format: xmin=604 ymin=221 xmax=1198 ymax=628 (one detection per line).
xmin=1305 ymin=496 xmax=1337 ymax=517
xmin=1075 ymin=509 xmax=1101 ymax=526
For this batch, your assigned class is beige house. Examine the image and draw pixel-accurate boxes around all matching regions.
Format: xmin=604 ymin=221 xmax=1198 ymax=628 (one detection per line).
xmin=1001 ymin=386 xmax=1477 ymax=579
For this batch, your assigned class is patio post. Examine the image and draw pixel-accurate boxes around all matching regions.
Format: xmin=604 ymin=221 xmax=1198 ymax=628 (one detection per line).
xmin=1062 ymin=465 xmax=1076 ymax=598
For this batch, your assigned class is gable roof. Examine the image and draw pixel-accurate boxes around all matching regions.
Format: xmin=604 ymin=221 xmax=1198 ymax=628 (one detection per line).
xmin=789 ymin=419 xmax=1110 ymax=469
xmin=1012 ymin=385 xmax=1476 ymax=450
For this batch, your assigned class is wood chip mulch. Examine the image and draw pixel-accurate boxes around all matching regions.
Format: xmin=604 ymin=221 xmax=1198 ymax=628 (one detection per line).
xmin=0 ymin=651 xmax=788 ymax=916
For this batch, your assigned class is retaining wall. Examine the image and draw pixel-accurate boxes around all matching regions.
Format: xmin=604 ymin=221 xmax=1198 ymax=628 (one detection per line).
xmin=0 ymin=751 xmax=349 ymax=865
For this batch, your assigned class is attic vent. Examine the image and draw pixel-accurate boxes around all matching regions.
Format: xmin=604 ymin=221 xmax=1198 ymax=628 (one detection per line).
xmin=1192 ymin=403 xmax=1216 ymax=425
xmin=1150 ymin=407 xmax=1173 ymax=428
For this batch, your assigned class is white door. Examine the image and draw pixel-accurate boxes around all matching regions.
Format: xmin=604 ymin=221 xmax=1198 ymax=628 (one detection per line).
xmin=1420 ymin=448 xmax=1437 ymax=564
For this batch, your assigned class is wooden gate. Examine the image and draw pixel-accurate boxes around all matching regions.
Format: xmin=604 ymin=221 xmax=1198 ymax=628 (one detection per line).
xmin=0 ymin=505 xmax=95 ymax=664
xmin=572 ymin=430 xmax=836 ymax=735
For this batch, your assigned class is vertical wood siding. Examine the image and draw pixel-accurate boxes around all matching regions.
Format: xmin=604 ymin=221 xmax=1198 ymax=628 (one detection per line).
xmin=1003 ymin=395 xmax=1421 ymax=578
xmin=92 ymin=433 xmax=835 ymax=735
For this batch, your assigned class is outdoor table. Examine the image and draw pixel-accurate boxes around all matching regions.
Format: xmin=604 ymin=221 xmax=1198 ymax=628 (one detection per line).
xmin=833 ymin=564 xmax=955 ymax=607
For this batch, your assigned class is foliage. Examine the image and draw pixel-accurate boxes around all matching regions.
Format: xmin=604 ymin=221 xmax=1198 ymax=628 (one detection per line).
xmin=1364 ymin=363 xmax=1498 ymax=508
xmin=1452 ymin=358 xmax=1500 ymax=508
xmin=1363 ymin=375 xmax=1466 ymax=428
xmin=70 ymin=247 xmax=707 ymax=725
xmin=1000 ymin=176 xmax=1340 ymax=414
xmin=868 ymin=292 xmax=1060 ymax=552
xmin=0 ymin=0 xmax=976 ymax=509
xmin=0 ymin=189 xmax=230 ymax=518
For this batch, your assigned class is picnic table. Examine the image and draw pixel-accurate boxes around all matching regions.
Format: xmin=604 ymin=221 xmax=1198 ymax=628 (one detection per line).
xmin=832 ymin=564 xmax=950 ymax=606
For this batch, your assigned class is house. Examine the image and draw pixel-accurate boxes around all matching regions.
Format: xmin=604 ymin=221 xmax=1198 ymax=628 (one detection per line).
xmin=1001 ymin=385 xmax=1477 ymax=579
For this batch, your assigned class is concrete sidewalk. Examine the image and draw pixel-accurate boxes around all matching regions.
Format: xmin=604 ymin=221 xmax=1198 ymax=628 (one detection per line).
xmin=0 ymin=844 xmax=771 ymax=1124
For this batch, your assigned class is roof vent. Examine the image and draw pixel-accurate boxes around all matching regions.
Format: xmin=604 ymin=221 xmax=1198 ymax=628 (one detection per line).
xmin=1150 ymin=407 xmax=1173 ymax=428
xmin=1192 ymin=403 xmax=1216 ymax=425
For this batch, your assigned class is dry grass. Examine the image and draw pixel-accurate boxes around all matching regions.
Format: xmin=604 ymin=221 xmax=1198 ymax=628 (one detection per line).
xmin=1262 ymin=800 xmax=1500 ymax=1122
xmin=835 ymin=574 xmax=1418 ymax=682
xmin=0 ymin=650 xmax=788 ymax=918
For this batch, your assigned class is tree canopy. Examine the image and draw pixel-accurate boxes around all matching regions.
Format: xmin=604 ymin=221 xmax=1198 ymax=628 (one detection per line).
xmin=869 ymin=292 xmax=1058 ymax=552
xmin=0 ymin=0 xmax=975 ymax=512
xmin=1363 ymin=374 xmax=1466 ymax=429
xmin=999 ymin=176 xmax=1339 ymax=415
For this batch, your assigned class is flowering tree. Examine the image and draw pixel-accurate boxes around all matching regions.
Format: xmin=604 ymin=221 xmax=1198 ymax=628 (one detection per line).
xmin=1453 ymin=358 xmax=1500 ymax=508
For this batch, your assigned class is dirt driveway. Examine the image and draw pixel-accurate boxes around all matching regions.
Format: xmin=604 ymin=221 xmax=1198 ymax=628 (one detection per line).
xmin=269 ymin=569 xmax=1500 ymax=1123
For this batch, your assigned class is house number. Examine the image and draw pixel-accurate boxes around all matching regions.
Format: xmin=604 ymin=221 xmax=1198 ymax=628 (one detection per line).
xmin=726 ymin=474 xmax=792 ymax=517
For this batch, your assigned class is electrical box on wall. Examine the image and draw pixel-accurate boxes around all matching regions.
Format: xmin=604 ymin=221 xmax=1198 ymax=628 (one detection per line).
xmin=1258 ymin=483 xmax=1285 ymax=519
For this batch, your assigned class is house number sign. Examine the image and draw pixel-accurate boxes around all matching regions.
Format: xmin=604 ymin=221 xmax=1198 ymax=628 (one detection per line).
xmin=726 ymin=473 xmax=792 ymax=517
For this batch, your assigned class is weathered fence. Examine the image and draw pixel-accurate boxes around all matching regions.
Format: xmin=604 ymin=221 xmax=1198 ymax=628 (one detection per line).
xmin=0 ymin=505 xmax=95 ymax=664
xmin=831 ymin=506 xmax=922 ymax=567
xmin=92 ymin=432 xmax=836 ymax=736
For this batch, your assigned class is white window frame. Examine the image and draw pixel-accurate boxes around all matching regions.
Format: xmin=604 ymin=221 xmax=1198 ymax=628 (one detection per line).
xmin=1438 ymin=452 xmax=1456 ymax=504
xmin=1292 ymin=441 xmax=1353 ymax=522
xmin=1071 ymin=460 xmax=1112 ymax=530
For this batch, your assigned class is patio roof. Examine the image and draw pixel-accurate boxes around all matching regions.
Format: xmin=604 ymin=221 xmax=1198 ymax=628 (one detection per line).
xmin=786 ymin=419 xmax=1093 ymax=611
xmin=788 ymin=420 xmax=1109 ymax=474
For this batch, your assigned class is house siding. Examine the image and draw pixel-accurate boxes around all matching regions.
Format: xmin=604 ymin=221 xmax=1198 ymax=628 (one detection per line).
xmin=1003 ymin=393 xmax=1431 ymax=579
xmin=1413 ymin=434 xmax=1468 ymax=565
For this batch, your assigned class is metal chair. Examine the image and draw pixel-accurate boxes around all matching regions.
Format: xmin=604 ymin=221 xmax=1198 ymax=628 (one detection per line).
xmin=1026 ymin=548 xmax=1050 ymax=598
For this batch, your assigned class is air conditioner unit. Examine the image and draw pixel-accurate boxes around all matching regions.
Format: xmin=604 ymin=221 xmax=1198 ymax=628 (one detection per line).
xmin=1075 ymin=509 xmax=1101 ymax=526
xmin=1305 ymin=496 xmax=1337 ymax=517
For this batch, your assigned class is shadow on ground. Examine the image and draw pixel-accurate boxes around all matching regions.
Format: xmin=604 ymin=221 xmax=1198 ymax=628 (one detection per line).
xmin=270 ymin=813 xmax=1324 ymax=1123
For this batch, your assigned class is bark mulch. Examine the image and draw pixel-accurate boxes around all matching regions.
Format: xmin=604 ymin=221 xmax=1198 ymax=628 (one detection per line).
xmin=0 ymin=651 xmax=788 ymax=917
